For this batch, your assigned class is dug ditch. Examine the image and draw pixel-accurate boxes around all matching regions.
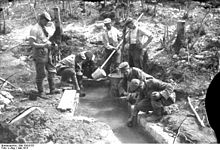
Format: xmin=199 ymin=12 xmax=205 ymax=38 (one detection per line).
xmin=76 ymin=86 xmax=156 ymax=143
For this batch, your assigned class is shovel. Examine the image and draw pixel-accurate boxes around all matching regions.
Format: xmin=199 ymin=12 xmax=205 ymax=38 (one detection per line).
xmin=92 ymin=40 xmax=124 ymax=79
xmin=92 ymin=13 xmax=144 ymax=80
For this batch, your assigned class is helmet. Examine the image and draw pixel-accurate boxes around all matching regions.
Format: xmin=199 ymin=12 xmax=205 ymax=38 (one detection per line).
xmin=103 ymin=18 xmax=111 ymax=24
xmin=129 ymin=79 xmax=141 ymax=92
xmin=118 ymin=62 xmax=129 ymax=70
xmin=84 ymin=51 xmax=93 ymax=60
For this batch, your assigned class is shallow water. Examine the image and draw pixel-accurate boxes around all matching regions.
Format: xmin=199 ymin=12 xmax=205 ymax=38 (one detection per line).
xmin=79 ymin=87 xmax=155 ymax=143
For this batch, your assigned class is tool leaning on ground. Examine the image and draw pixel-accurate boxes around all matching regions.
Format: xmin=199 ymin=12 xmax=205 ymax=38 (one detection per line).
xmin=91 ymin=13 xmax=144 ymax=80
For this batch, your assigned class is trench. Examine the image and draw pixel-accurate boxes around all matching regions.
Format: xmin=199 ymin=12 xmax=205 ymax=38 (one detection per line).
xmin=78 ymin=86 xmax=155 ymax=143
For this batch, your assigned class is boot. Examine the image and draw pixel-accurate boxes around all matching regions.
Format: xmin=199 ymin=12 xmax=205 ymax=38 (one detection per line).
xmin=127 ymin=117 xmax=134 ymax=127
xmin=48 ymin=78 xmax=60 ymax=94
xmin=146 ymin=108 xmax=163 ymax=122
xmin=36 ymin=81 xmax=48 ymax=99
xmin=36 ymin=80 xmax=44 ymax=94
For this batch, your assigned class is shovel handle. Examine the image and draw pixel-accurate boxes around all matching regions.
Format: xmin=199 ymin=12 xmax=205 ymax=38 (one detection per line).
xmin=100 ymin=40 xmax=123 ymax=69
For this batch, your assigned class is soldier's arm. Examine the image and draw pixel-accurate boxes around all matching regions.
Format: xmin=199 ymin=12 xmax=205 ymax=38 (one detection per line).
xmin=29 ymin=28 xmax=51 ymax=48
xmin=102 ymin=32 xmax=115 ymax=50
xmin=138 ymin=27 xmax=153 ymax=48
xmin=154 ymin=79 xmax=174 ymax=100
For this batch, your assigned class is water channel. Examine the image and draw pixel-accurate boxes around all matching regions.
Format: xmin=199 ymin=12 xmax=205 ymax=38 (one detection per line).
xmin=78 ymin=87 xmax=155 ymax=143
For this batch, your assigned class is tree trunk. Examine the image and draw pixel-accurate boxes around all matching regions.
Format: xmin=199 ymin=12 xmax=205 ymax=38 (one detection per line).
xmin=141 ymin=0 xmax=144 ymax=10
xmin=172 ymin=20 xmax=185 ymax=54
xmin=3 ymin=9 xmax=6 ymax=34
xmin=62 ymin=0 xmax=65 ymax=10
xmin=68 ymin=1 xmax=72 ymax=16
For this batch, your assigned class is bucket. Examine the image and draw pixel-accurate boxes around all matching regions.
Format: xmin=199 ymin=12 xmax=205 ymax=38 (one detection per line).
xmin=92 ymin=67 xmax=106 ymax=79
xmin=108 ymin=73 xmax=123 ymax=97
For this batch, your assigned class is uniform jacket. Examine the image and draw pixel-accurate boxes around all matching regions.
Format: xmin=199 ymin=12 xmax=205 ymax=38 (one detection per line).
xmin=139 ymin=78 xmax=175 ymax=103
xmin=102 ymin=26 xmax=122 ymax=49
xmin=30 ymin=23 xmax=50 ymax=62
xmin=119 ymin=67 xmax=154 ymax=92
xmin=56 ymin=54 xmax=76 ymax=72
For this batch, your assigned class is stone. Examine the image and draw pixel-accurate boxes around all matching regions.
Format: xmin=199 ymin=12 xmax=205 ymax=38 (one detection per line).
xmin=0 ymin=94 xmax=11 ymax=105
xmin=0 ymin=91 xmax=14 ymax=100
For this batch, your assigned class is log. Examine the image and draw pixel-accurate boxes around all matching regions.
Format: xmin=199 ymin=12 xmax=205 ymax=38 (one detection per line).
xmin=9 ymin=107 xmax=45 ymax=124
xmin=0 ymin=76 xmax=21 ymax=90
xmin=57 ymin=90 xmax=77 ymax=111
xmin=187 ymin=97 xmax=205 ymax=127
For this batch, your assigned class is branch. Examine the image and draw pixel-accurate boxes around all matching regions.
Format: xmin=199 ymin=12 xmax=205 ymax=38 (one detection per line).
xmin=189 ymin=7 xmax=211 ymax=50
xmin=0 ymin=73 xmax=20 ymax=90
xmin=187 ymin=96 xmax=205 ymax=127
xmin=173 ymin=116 xmax=188 ymax=144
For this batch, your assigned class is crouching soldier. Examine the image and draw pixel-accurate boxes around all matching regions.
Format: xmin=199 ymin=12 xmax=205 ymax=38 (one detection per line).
xmin=118 ymin=62 xmax=154 ymax=97
xmin=56 ymin=52 xmax=86 ymax=94
xmin=126 ymin=78 xmax=176 ymax=127
xmin=82 ymin=51 xmax=97 ymax=79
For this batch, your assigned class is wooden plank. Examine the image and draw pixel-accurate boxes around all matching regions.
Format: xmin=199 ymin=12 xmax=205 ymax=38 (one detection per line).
xmin=72 ymin=93 xmax=79 ymax=115
xmin=57 ymin=90 xmax=76 ymax=111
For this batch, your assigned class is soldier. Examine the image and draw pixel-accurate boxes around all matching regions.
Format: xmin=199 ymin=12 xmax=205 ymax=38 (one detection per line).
xmin=29 ymin=12 xmax=60 ymax=97
xmin=82 ymin=51 xmax=97 ymax=79
xmin=118 ymin=62 xmax=154 ymax=97
xmin=102 ymin=18 xmax=122 ymax=75
xmin=124 ymin=18 xmax=153 ymax=70
xmin=56 ymin=52 xmax=86 ymax=94
xmin=126 ymin=78 xmax=176 ymax=127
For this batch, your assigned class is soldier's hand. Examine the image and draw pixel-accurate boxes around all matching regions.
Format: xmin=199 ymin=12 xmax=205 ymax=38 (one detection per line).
xmin=151 ymin=92 xmax=161 ymax=100
xmin=45 ymin=41 xmax=52 ymax=48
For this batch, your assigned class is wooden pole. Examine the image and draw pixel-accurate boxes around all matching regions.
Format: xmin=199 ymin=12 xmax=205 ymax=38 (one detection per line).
xmin=187 ymin=97 xmax=205 ymax=127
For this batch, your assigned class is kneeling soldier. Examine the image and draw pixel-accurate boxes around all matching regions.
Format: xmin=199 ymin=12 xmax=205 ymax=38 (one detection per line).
xmin=126 ymin=78 xmax=176 ymax=127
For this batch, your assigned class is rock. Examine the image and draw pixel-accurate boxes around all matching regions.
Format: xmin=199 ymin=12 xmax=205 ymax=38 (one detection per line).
xmin=164 ymin=104 xmax=179 ymax=115
xmin=0 ymin=94 xmax=11 ymax=105
xmin=0 ymin=91 xmax=14 ymax=100
xmin=173 ymin=54 xmax=179 ymax=59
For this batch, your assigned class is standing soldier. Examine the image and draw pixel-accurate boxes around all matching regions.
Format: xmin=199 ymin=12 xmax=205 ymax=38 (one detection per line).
xmin=102 ymin=18 xmax=122 ymax=75
xmin=118 ymin=62 xmax=154 ymax=97
xmin=124 ymin=18 xmax=153 ymax=70
xmin=126 ymin=78 xmax=176 ymax=127
xmin=29 ymin=12 xmax=60 ymax=97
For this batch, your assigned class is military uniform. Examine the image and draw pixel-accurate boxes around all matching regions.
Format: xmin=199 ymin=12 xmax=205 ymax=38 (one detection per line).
xmin=133 ymin=78 xmax=175 ymax=115
xmin=125 ymin=18 xmax=153 ymax=70
xmin=127 ymin=78 xmax=176 ymax=127
xmin=102 ymin=18 xmax=122 ymax=74
xmin=29 ymin=18 xmax=58 ymax=94
xmin=118 ymin=66 xmax=154 ymax=96
xmin=56 ymin=54 xmax=85 ymax=90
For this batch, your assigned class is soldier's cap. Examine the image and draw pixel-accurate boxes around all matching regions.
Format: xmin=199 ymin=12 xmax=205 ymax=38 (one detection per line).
xmin=39 ymin=12 xmax=51 ymax=21
xmin=78 ymin=52 xmax=86 ymax=60
xmin=103 ymin=18 xmax=111 ymax=24
xmin=118 ymin=62 xmax=129 ymax=70
xmin=84 ymin=51 xmax=93 ymax=60
xmin=124 ymin=18 xmax=133 ymax=26
xmin=129 ymin=79 xmax=141 ymax=92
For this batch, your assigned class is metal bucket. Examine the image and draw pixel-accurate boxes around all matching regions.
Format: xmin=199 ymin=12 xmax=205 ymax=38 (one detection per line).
xmin=92 ymin=67 xmax=106 ymax=79
xmin=108 ymin=73 xmax=123 ymax=97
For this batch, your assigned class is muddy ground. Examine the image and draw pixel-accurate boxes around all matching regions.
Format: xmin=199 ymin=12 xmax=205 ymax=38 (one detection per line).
xmin=0 ymin=0 xmax=219 ymax=144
